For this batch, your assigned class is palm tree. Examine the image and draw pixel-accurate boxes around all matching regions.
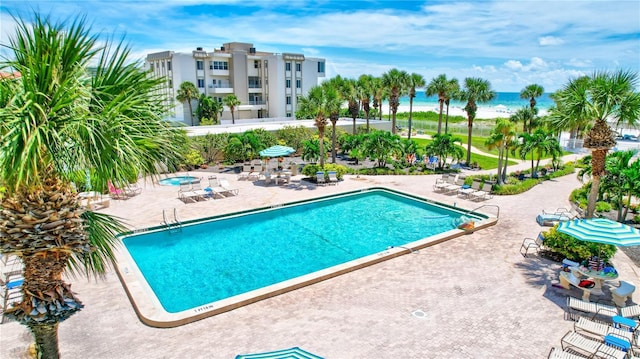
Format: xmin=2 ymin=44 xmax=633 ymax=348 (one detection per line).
xmin=407 ymin=73 xmax=425 ymax=140
xmin=485 ymin=118 xmax=516 ymax=184
xmin=176 ymin=81 xmax=199 ymax=126
xmin=357 ymin=74 xmax=374 ymax=132
xmin=344 ymin=78 xmax=360 ymax=135
xmin=371 ymin=76 xmax=384 ymax=122
xmin=297 ymin=85 xmax=340 ymax=167
xmin=458 ymin=77 xmax=496 ymax=164
xmin=223 ymin=94 xmax=242 ymax=124
xmin=520 ymin=84 xmax=545 ymax=133
xmin=510 ymin=107 xmax=537 ymax=133
xmin=551 ymin=70 xmax=640 ymax=218
xmin=426 ymin=74 xmax=450 ymax=135
xmin=424 ymin=133 xmax=465 ymax=170
xmin=196 ymin=94 xmax=223 ymax=125
xmin=443 ymin=78 xmax=460 ymax=134
xmin=601 ymin=151 xmax=640 ymax=221
xmin=322 ymin=76 xmax=346 ymax=163
xmin=0 ymin=14 xmax=184 ymax=358
xmin=381 ymin=68 xmax=410 ymax=134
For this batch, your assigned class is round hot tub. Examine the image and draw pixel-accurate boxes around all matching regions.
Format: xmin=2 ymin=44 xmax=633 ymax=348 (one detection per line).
xmin=158 ymin=176 xmax=198 ymax=186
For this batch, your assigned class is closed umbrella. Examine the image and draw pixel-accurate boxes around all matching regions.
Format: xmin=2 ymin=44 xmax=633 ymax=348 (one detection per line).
xmin=235 ymin=347 xmax=323 ymax=359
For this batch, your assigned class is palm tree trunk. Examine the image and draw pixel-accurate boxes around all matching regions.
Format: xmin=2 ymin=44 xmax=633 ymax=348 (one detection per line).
xmin=587 ymin=149 xmax=607 ymax=218
xmin=466 ymin=116 xmax=473 ymax=164
xmin=503 ymin=150 xmax=509 ymax=183
xmin=319 ymin=127 xmax=325 ymax=167
xmin=437 ymin=100 xmax=444 ymax=134
xmin=29 ymin=323 xmax=60 ymax=359
xmin=445 ymin=103 xmax=450 ymax=134
xmin=496 ymin=147 xmax=503 ymax=184
xmin=331 ymin=121 xmax=337 ymax=164
xmin=408 ymin=97 xmax=414 ymax=140
xmin=188 ymin=102 xmax=194 ymax=126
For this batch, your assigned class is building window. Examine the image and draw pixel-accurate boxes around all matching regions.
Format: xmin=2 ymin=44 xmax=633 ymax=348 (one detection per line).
xmin=248 ymin=76 xmax=261 ymax=88
xmin=168 ymin=79 xmax=172 ymax=87
xmin=285 ymin=62 xmax=291 ymax=71
xmin=317 ymin=61 xmax=325 ymax=73
xmin=295 ymin=63 xmax=301 ymax=71
xmin=286 ymin=112 xmax=292 ymax=118
xmin=197 ymin=79 xmax=204 ymax=88
xmin=296 ymin=79 xmax=301 ymax=88
xmin=210 ymin=61 xmax=228 ymax=70
xmin=196 ymin=60 xmax=204 ymax=70
xmin=254 ymin=60 xmax=259 ymax=69
xmin=167 ymin=61 xmax=172 ymax=71
xmin=286 ymin=96 xmax=291 ymax=105
xmin=286 ymin=79 xmax=291 ymax=88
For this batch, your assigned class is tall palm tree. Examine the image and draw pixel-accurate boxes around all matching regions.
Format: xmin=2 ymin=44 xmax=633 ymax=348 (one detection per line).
xmin=407 ymin=73 xmax=425 ymax=140
xmin=297 ymin=85 xmax=340 ymax=167
xmin=426 ymin=74 xmax=450 ymax=135
xmin=510 ymin=107 xmax=537 ymax=133
xmin=520 ymin=84 xmax=545 ymax=133
xmin=322 ymin=76 xmax=346 ymax=163
xmin=344 ymin=78 xmax=360 ymax=135
xmin=0 ymin=14 xmax=184 ymax=358
xmin=381 ymin=68 xmax=410 ymax=134
xmin=485 ymin=118 xmax=516 ymax=184
xmin=357 ymin=74 xmax=374 ymax=132
xmin=196 ymin=94 xmax=223 ymax=125
xmin=458 ymin=77 xmax=496 ymax=164
xmin=176 ymin=81 xmax=199 ymax=126
xmin=371 ymin=76 xmax=384 ymax=122
xmin=444 ymin=78 xmax=460 ymax=134
xmin=223 ymin=94 xmax=242 ymax=124
xmin=551 ymin=70 xmax=640 ymax=218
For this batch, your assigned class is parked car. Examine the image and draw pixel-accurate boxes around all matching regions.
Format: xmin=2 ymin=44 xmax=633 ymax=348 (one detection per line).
xmin=622 ymin=134 xmax=639 ymax=141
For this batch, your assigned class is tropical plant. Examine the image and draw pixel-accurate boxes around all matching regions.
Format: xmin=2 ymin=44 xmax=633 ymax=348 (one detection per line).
xmin=542 ymin=226 xmax=616 ymax=263
xmin=323 ymin=76 xmax=347 ymax=163
xmin=196 ymin=94 xmax=223 ymax=125
xmin=424 ymin=133 xmax=465 ymax=169
xmin=381 ymin=68 xmax=410 ymax=134
xmin=223 ymin=94 xmax=242 ymax=124
xmin=191 ymin=133 xmax=229 ymax=164
xmin=517 ymin=129 xmax=561 ymax=176
xmin=0 ymin=14 xmax=185 ymax=358
xmin=485 ymin=118 xmax=516 ymax=184
xmin=275 ymin=125 xmax=315 ymax=155
xmin=357 ymin=74 xmax=374 ymax=132
xmin=297 ymin=85 xmax=341 ymax=167
xmin=550 ymin=70 xmax=640 ymax=218
xmin=301 ymin=138 xmax=322 ymax=163
xmin=510 ymin=107 xmax=537 ymax=133
xmin=457 ymin=77 xmax=496 ymax=164
xmin=224 ymin=130 xmax=265 ymax=163
xmin=362 ymin=130 xmax=402 ymax=168
xmin=407 ymin=73 xmax=425 ymax=140
xmin=601 ymin=151 xmax=640 ymax=221
xmin=519 ymin=84 xmax=545 ymax=133
xmin=176 ymin=81 xmax=199 ymax=126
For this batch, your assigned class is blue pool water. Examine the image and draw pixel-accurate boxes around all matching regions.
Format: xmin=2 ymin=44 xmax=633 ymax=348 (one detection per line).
xmin=122 ymin=189 xmax=476 ymax=313
xmin=158 ymin=176 xmax=198 ymax=186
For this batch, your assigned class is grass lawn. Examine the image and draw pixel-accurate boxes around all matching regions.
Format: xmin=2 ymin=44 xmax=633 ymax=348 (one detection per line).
xmin=411 ymin=138 xmax=517 ymax=170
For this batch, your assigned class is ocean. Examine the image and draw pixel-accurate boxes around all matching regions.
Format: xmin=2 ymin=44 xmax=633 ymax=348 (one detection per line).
xmin=394 ymin=91 xmax=555 ymax=112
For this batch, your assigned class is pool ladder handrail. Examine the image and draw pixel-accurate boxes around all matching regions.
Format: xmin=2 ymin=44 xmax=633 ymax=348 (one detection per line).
xmin=162 ymin=208 xmax=182 ymax=233
xmin=463 ymin=204 xmax=500 ymax=218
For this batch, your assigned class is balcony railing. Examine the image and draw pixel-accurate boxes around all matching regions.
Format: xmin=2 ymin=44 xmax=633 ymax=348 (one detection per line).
xmin=208 ymin=82 xmax=231 ymax=88
xmin=248 ymin=100 xmax=265 ymax=105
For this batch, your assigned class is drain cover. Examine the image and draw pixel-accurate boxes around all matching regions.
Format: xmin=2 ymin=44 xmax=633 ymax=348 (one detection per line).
xmin=411 ymin=309 xmax=427 ymax=319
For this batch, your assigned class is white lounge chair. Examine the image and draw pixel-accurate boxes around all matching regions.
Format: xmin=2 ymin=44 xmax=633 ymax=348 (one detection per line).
xmin=178 ymin=181 xmax=204 ymax=203
xmin=458 ymin=180 xmax=481 ymax=198
xmin=432 ymin=174 xmax=450 ymax=191
xmin=327 ymin=171 xmax=339 ymax=185
xmin=565 ymin=297 xmax=618 ymax=321
xmin=316 ymin=171 xmax=326 ymax=186
xmin=560 ymin=331 xmax=627 ymax=359
xmin=204 ymin=177 xmax=226 ymax=198
xmin=520 ymin=232 xmax=546 ymax=257
xmin=547 ymin=347 xmax=590 ymax=359
xmin=238 ymin=164 xmax=252 ymax=180
xmin=248 ymin=165 xmax=262 ymax=180
xmin=217 ymin=178 xmax=239 ymax=196
xmin=469 ymin=183 xmax=493 ymax=201
xmin=444 ymin=178 xmax=464 ymax=194
xmin=574 ymin=316 xmax=634 ymax=345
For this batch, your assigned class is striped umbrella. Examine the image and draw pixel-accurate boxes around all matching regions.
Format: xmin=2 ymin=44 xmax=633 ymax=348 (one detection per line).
xmin=557 ymin=218 xmax=640 ymax=247
xmin=259 ymin=145 xmax=295 ymax=158
xmin=235 ymin=347 xmax=323 ymax=359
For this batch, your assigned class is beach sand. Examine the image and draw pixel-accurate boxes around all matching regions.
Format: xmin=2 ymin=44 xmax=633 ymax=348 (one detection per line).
xmin=381 ymin=103 xmax=548 ymax=119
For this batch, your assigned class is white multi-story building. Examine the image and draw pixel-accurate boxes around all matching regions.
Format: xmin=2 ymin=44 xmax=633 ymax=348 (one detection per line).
xmin=145 ymin=42 xmax=326 ymax=125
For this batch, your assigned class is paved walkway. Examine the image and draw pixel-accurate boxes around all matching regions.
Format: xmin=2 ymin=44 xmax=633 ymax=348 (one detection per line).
xmin=1 ymin=169 xmax=638 ymax=358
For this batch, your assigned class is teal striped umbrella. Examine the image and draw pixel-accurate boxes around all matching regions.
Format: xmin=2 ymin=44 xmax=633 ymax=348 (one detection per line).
xmin=557 ymin=218 xmax=640 ymax=247
xmin=259 ymin=145 xmax=295 ymax=158
xmin=235 ymin=347 xmax=323 ymax=359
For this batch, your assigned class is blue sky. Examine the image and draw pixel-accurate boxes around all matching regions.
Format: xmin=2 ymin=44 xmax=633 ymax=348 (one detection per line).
xmin=1 ymin=0 xmax=639 ymax=92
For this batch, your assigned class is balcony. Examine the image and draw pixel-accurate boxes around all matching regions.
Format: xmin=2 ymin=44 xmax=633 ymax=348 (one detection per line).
xmin=239 ymin=100 xmax=266 ymax=111
xmin=207 ymin=83 xmax=233 ymax=94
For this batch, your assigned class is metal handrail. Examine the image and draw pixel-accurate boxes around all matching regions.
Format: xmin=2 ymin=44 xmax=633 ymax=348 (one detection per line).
xmin=464 ymin=204 xmax=500 ymax=218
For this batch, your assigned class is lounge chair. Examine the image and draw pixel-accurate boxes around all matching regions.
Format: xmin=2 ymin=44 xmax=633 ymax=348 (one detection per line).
xmin=458 ymin=180 xmax=481 ymax=198
xmin=238 ymin=164 xmax=252 ymax=180
xmin=444 ymin=177 xmax=465 ymax=194
xmin=433 ymin=174 xmax=450 ymax=191
xmin=248 ymin=165 xmax=262 ymax=180
xmin=573 ymin=316 xmax=634 ymax=345
xmin=560 ymin=331 xmax=627 ymax=359
xmin=316 ymin=171 xmax=326 ymax=186
xmin=108 ymin=180 xmax=141 ymax=199
xmin=203 ymin=177 xmax=225 ymax=198
xmin=469 ymin=183 xmax=493 ymax=201
xmin=611 ymin=281 xmax=635 ymax=307
xmin=178 ymin=181 xmax=204 ymax=203
xmin=536 ymin=209 xmax=574 ymax=226
xmin=565 ymin=297 xmax=618 ymax=321
xmin=217 ymin=178 xmax=239 ymax=196
xmin=2 ymin=270 xmax=24 ymax=324
xmin=547 ymin=347 xmax=590 ymax=359
xmin=520 ymin=232 xmax=546 ymax=257
xmin=327 ymin=171 xmax=339 ymax=185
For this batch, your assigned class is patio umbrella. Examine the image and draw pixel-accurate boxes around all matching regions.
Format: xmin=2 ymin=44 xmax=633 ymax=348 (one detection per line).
xmin=557 ymin=218 xmax=640 ymax=247
xmin=235 ymin=347 xmax=324 ymax=359
xmin=259 ymin=145 xmax=295 ymax=158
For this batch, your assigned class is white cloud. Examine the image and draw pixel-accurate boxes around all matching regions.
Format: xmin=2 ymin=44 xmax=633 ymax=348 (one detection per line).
xmin=566 ymin=58 xmax=594 ymax=68
xmin=539 ymin=36 xmax=564 ymax=46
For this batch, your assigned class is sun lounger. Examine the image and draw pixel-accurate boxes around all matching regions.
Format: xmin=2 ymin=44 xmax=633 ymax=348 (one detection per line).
xmin=565 ymin=297 xmax=618 ymax=321
xmin=469 ymin=183 xmax=493 ymax=201
xmin=217 ymin=178 xmax=239 ymax=196
xmin=316 ymin=171 xmax=326 ymax=186
xmin=458 ymin=180 xmax=481 ymax=198
xmin=547 ymin=347 xmax=590 ymax=359
xmin=327 ymin=171 xmax=339 ymax=185
xmin=204 ymin=177 xmax=226 ymax=198
xmin=444 ymin=178 xmax=465 ymax=194
xmin=520 ymin=232 xmax=546 ymax=257
xmin=178 ymin=181 xmax=205 ymax=202
xmin=238 ymin=164 xmax=252 ymax=180
xmin=560 ymin=331 xmax=627 ymax=359
xmin=574 ymin=316 xmax=634 ymax=345
xmin=2 ymin=270 xmax=24 ymax=324
xmin=248 ymin=165 xmax=262 ymax=180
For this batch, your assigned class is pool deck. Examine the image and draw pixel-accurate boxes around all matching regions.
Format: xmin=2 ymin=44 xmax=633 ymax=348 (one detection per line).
xmin=2 ymin=169 xmax=639 ymax=358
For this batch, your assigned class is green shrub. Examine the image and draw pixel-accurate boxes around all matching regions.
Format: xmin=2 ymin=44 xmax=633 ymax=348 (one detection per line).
xmin=301 ymin=163 xmax=348 ymax=180
xmin=183 ymin=149 xmax=204 ymax=169
xmin=633 ymin=215 xmax=640 ymax=224
xmin=492 ymin=178 xmax=542 ymax=195
xmin=542 ymin=226 xmax=616 ymax=263
xmin=595 ymin=201 xmax=612 ymax=213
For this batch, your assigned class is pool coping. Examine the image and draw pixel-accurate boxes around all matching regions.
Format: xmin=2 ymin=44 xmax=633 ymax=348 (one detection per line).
xmin=113 ymin=186 xmax=498 ymax=328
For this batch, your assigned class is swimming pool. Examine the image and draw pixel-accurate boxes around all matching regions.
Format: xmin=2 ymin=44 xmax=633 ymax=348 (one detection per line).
xmin=158 ymin=176 xmax=198 ymax=186
xmin=116 ymin=187 xmax=495 ymax=327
